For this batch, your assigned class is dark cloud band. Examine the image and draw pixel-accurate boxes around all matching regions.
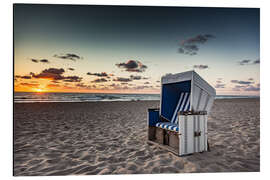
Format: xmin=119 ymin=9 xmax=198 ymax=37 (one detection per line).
xmin=193 ymin=64 xmax=209 ymax=69
xmin=30 ymin=68 xmax=82 ymax=82
xmin=30 ymin=58 xmax=50 ymax=63
xmin=87 ymin=72 xmax=108 ymax=77
xmin=179 ymin=34 xmax=215 ymax=55
xmin=116 ymin=60 xmax=147 ymax=73
xmin=54 ymin=53 xmax=83 ymax=61
xmin=91 ymin=78 xmax=108 ymax=83
xmin=239 ymin=59 xmax=260 ymax=65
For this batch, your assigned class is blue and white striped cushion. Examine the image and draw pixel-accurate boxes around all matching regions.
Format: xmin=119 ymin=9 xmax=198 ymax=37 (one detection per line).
xmin=155 ymin=122 xmax=179 ymax=132
xmin=155 ymin=92 xmax=189 ymax=132
xmin=171 ymin=92 xmax=190 ymax=124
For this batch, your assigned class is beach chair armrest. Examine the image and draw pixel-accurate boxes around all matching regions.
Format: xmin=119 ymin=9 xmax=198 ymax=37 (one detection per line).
xmin=178 ymin=111 xmax=207 ymax=116
xmin=148 ymin=108 xmax=160 ymax=126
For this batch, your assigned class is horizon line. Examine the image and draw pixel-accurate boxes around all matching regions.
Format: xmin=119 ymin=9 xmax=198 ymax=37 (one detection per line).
xmin=14 ymin=91 xmax=260 ymax=96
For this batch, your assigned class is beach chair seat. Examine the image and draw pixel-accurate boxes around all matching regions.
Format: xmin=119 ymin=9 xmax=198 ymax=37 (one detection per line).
xmin=154 ymin=91 xmax=190 ymax=132
xmin=155 ymin=122 xmax=179 ymax=132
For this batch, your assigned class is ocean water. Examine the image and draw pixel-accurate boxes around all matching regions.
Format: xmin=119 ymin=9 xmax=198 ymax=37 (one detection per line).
xmin=14 ymin=92 xmax=259 ymax=103
xmin=14 ymin=92 xmax=160 ymax=103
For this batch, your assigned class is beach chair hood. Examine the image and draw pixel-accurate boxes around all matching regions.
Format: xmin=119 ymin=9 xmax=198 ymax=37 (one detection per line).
xmin=160 ymin=70 xmax=216 ymax=124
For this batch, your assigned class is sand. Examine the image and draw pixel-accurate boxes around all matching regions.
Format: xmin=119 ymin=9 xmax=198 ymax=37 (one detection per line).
xmin=13 ymin=98 xmax=260 ymax=175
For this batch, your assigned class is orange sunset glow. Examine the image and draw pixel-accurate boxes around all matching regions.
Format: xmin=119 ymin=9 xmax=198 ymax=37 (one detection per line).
xmin=14 ymin=5 xmax=260 ymax=96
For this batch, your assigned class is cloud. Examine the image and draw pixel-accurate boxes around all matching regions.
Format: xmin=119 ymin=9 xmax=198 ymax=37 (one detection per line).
xmin=62 ymin=76 xmax=82 ymax=82
xmin=51 ymin=80 xmax=60 ymax=83
xmin=234 ymin=85 xmax=246 ymax=89
xmin=215 ymin=79 xmax=226 ymax=89
xmin=109 ymin=83 xmax=123 ymax=89
xmin=31 ymin=68 xmax=65 ymax=80
xmin=47 ymin=84 xmax=60 ymax=88
xmin=239 ymin=58 xmax=260 ymax=65
xmin=15 ymin=75 xmax=32 ymax=79
xmin=134 ymin=85 xmax=153 ymax=90
xmin=129 ymin=75 xmax=149 ymax=80
xmin=239 ymin=60 xmax=251 ymax=65
xmin=233 ymin=83 xmax=260 ymax=92
xmin=116 ymin=60 xmax=147 ymax=72
xmin=68 ymin=68 xmax=75 ymax=71
xmin=87 ymin=72 xmax=108 ymax=77
xmin=20 ymin=82 xmax=39 ymax=88
xmin=113 ymin=77 xmax=132 ymax=82
xmin=244 ymin=84 xmax=260 ymax=91
xmin=231 ymin=80 xmax=254 ymax=85
xmin=181 ymin=34 xmax=215 ymax=45
xmin=109 ymin=83 xmax=117 ymax=87
xmin=111 ymin=82 xmax=134 ymax=88
xmin=31 ymin=59 xmax=39 ymax=63
xmin=31 ymin=68 xmax=82 ymax=82
xmin=215 ymin=84 xmax=226 ymax=88
xmin=179 ymin=34 xmax=215 ymax=55
xmin=40 ymin=59 xmax=49 ymax=63
xmin=54 ymin=53 xmax=82 ymax=61
xmin=130 ymin=75 xmax=142 ymax=80
xmin=103 ymin=83 xmax=157 ymax=91
xmin=91 ymin=78 xmax=108 ymax=83
xmin=184 ymin=45 xmax=199 ymax=52
xmin=107 ymin=83 xmax=130 ymax=90
xmin=30 ymin=58 xmax=50 ymax=63
xmin=63 ymin=85 xmax=75 ymax=90
xmin=43 ymin=68 xmax=64 ymax=74
xmin=178 ymin=48 xmax=185 ymax=54
xmin=76 ymin=83 xmax=87 ymax=88
xmin=253 ymin=59 xmax=260 ymax=64
xmin=193 ymin=64 xmax=209 ymax=69
xmin=75 ymin=83 xmax=95 ymax=89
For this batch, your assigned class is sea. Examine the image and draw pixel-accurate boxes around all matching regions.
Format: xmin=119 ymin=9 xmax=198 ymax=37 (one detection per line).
xmin=14 ymin=92 xmax=259 ymax=103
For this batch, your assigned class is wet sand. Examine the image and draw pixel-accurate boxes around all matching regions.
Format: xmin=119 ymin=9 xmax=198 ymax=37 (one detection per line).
xmin=14 ymin=98 xmax=260 ymax=175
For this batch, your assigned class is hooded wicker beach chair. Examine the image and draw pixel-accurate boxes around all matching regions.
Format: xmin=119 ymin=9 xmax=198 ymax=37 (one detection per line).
xmin=148 ymin=70 xmax=216 ymax=156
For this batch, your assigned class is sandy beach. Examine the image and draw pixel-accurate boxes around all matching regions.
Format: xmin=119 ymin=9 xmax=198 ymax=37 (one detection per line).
xmin=14 ymin=98 xmax=260 ymax=175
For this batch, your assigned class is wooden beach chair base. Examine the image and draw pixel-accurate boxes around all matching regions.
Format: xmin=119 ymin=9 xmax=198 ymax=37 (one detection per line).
xmin=148 ymin=125 xmax=209 ymax=156
xmin=148 ymin=127 xmax=179 ymax=155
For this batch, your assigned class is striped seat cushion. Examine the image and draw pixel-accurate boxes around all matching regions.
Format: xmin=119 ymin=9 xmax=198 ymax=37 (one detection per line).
xmin=155 ymin=122 xmax=179 ymax=132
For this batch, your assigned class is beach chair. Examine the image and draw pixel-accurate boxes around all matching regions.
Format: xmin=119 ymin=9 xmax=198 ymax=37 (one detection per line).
xmin=148 ymin=70 xmax=216 ymax=156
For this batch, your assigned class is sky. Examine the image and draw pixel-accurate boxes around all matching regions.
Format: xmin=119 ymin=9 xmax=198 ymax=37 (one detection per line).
xmin=14 ymin=4 xmax=260 ymax=95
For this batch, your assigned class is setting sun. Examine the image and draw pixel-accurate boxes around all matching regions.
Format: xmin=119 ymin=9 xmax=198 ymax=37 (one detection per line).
xmin=34 ymin=88 xmax=44 ymax=92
